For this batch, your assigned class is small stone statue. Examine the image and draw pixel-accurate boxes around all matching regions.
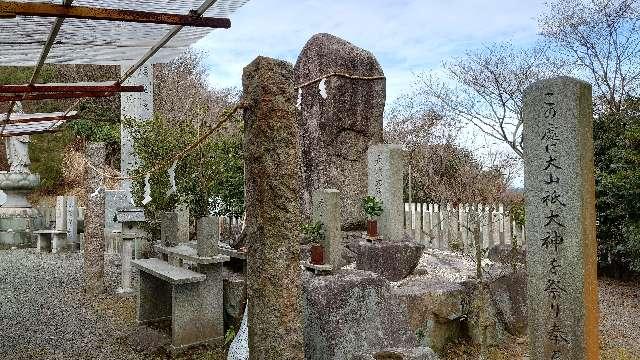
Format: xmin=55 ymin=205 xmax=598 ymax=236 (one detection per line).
xmin=6 ymin=135 xmax=31 ymax=173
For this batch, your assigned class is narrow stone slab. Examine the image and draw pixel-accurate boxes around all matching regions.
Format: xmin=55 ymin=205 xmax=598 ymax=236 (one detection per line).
xmin=132 ymin=258 xmax=205 ymax=285
xmin=154 ymin=243 xmax=229 ymax=265
xmin=312 ymin=189 xmax=342 ymax=270
xmin=523 ymin=76 xmax=599 ymax=360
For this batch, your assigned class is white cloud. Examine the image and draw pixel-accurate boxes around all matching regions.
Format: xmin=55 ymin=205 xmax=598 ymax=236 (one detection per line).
xmin=194 ymin=0 xmax=546 ymax=101
xmin=191 ymin=0 xmax=544 ymax=182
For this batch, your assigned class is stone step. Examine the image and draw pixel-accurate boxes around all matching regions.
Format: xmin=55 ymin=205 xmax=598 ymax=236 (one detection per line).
xmin=132 ymin=258 xmax=205 ymax=285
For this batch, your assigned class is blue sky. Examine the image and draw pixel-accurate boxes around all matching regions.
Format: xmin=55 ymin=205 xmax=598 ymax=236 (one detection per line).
xmin=194 ymin=0 xmax=547 ymax=101
xmin=193 ymin=0 xmax=548 ymax=185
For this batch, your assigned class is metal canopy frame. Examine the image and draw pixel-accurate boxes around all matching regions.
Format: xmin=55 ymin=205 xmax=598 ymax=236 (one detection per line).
xmin=1 ymin=0 xmax=229 ymax=136
xmin=0 ymin=111 xmax=78 ymax=137
xmin=0 ymin=2 xmax=231 ymax=28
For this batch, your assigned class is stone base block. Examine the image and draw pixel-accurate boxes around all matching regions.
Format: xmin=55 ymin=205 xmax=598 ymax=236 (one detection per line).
xmin=356 ymin=239 xmax=424 ymax=281
xmin=353 ymin=347 xmax=440 ymax=360
xmin=302 ymin=269 xmax=417 ymax=360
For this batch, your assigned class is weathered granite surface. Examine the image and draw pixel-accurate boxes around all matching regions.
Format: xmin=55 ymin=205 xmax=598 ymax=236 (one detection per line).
xmin=352 ymin=347 xmax=440 ymax=360
xmin=243 ymin=56 xmax=305 ymax=359
xmin=392 ymin=249 xmax=527 ymax=352
xmin=302 ymin=269 xmax=418 ymax=360
xmin=523 ymin=76 xmax=599 ymax=359
xmin=355 ymin=236 xmax=424 ymax=281
xmin=197 ymin=216 xmax=219 ymax=257
xmin=295 ymin=33 xmax=385 ymax=231
xmin=84 ymin=142 xmax=106 ymax=295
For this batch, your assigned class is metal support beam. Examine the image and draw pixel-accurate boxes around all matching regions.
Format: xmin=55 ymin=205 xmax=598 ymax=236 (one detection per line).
xmin=0 ymin=84 xmax=144 ymax=94
xmin=2 ymin=112 xmax=78 ymax=125
xmin=0 ymin=92 xmax=118 ymax=102
xmin=0 ymin=2 xmax=231 ymax=28
xmin=2 ymin=128 xmax=62 ymax=137
xmin=119 ymin=0 xmax=220 ymax=83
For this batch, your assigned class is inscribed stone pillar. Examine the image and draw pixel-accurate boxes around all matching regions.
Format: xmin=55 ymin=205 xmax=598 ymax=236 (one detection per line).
xmin=120 ymin=63 xmax=153 ymax=194
xmin=243 ymin=56 xmax=304 ymax=359
xmin=66 ymin=196 xmax=78 ymax=244
xmin=197 ymin=216 xmax=219 ymax=257
xmin=84 ymin=142 xmax=106 ymax=295
xmin=55 ymin=196 xmax=66 ymax=232
xmin=367 ymin=144 xmax=404 ymax=242
xmin=295 ymin=33 xmax=385 ymax=231
xmin=523 ymin=76 xmax=599 ymax=360
xmin=312 ymin=189 xmax=342 ymax=270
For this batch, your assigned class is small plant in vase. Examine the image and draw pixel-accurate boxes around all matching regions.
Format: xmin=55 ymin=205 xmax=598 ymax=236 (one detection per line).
xmin=362 ymin=195 xmax=383 ymax=240
xmin=301 ymin=220 xmax=325 ymax=265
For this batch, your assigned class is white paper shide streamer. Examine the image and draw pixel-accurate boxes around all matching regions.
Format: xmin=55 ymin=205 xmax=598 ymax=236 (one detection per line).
xmin=166 ymin=160 xmax=178 ymax=196
xmin=296 ymin=88 xmax=302 ymax=110
xmin=90 ymin=186 xmax=102 ymax=199
xmin=319 ymin=78 xmax=328 ymax=99
xmin=142 ymin=173 xmax=152 ymax=205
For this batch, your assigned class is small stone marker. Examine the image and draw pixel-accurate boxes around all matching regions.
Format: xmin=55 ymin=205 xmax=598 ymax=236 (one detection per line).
xmin=55 ymin=196 xmax=66 ymax=232
xmin=104 ymin=190 xmax=131 ymax=252
xmin=160 ymin=212 xmax=180 ymax=246
xmin=84 ymin=142 xmax=106 ymax=295
xmin=197 ymin=216 xmax=219 ymax=257
xmin=243 ymin=56 xmax=304 ymax=358
xmin=312 ymin=189 xmax=342 ymax=270
xmin=367 ymin=144 xmax=404 ymax=242
xmin=66 ymin=196 xmax=78 ymax=245
xmin=295 ymin=33 xmax=385 ymax=231
xmin=523 ymin=76 xmax=599 ymax=360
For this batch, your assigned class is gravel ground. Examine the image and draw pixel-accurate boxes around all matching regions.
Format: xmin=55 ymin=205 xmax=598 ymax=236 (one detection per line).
xmin=1 ymin=249 xmax=637 ymax=360
xmin=0 ymin=249 xmax=225 ymax=360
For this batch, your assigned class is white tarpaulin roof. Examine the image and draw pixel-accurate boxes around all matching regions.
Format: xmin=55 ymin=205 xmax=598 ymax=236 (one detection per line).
xmin=0 ymin=0 xmax=250 ymax=66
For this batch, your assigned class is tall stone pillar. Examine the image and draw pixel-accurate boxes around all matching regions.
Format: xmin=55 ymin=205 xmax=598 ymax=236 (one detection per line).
xmin=523 ymin=76 xmax=599 ymax=360
xmin=367 ymin=144 xmax=404 ymax=242
xmin=243 ymin=56 xmax=304 ymax=359
xmin=84 ymin=142 xmax=106 ymax=295
xmin=120 ymin=63 xmax=153 ymax=194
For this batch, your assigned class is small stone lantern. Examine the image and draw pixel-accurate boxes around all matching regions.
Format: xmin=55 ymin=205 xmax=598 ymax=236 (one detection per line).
xmin=115 ymin=207 xmax=146 ymax=294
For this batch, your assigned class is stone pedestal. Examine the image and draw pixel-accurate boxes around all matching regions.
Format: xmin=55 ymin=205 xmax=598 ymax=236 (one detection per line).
xmin=0 ymin=172 xmax=40 ymax=248
xmin=117 ymin=237 xmax=134 ymax=294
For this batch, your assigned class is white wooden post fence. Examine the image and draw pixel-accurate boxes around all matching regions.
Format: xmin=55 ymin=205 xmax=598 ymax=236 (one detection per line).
xmin=404 ymin=202 xmax=526 ymax=253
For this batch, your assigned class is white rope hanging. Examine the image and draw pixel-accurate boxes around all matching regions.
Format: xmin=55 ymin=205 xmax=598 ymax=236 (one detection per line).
xmin=296 ymin=88 xmax=302 ymax=110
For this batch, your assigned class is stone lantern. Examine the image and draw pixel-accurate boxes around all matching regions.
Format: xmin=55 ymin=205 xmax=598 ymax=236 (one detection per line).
xmin=115 ymin=207 xmax=146 ymax=294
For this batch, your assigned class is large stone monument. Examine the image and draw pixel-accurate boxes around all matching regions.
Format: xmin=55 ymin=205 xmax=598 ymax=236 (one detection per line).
xmin=523 ymin=76 xmax=599 ymax=359
xmin=243 ymin=56 xmax=305 ymax=359
xmin=295 ymin=33 xmax=385 ymax=230
xmin=0 ymin=105 xmax=41 ymax=248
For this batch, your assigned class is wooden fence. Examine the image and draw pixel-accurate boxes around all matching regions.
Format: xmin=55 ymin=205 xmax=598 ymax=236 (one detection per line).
xmin=403 ymin=203 xmax=526 ymax=253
